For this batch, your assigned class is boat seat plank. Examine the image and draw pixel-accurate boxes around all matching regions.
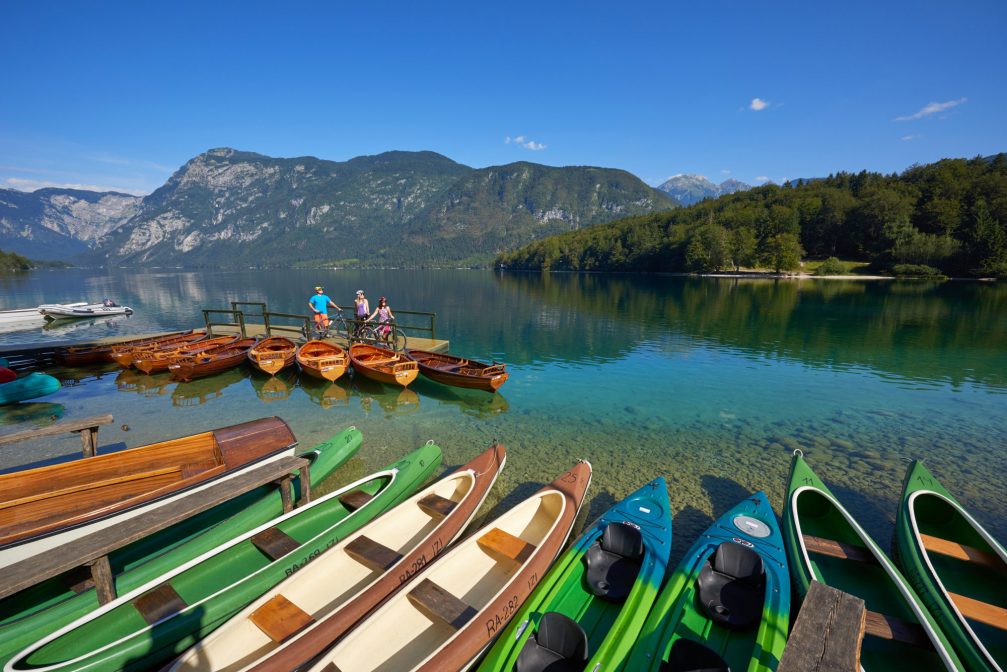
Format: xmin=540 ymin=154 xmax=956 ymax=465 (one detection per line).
xmin=251 ymin=527 xmax=302 ymax=561
xmin=920 ymin=533 xmax=1004 ymax=570
xmin=803 ymin=535 xmax=878 ymax=564
xmin=418 ymin=493 xmax=458 ymax=519
xmin=250 ymin=594 xmax=316 ymax=643
xmin=947 ymin=591 xmax=1007 ymax=630
xmin=864 ymin=610 xmax=933 ymax=649
xmin=345 ymin=535 xmax=403 ymax=572
xmin=477 ymin=527 xmax=536 ymax=565
xmin=407 ymin=578 xmax=478 ymax=630
xmin=133 ymin=583 xmax=187 ymax=625
xmin=339 ymin=489 xmax=374 ymax=512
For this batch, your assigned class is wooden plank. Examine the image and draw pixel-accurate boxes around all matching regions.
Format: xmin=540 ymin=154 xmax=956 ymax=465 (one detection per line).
xmin=80 ymin=427 xmax=98 ymax=457
xmin=407 ymin=578 xmax=478 ymax=630
xmin=0 ymin=456 xmax=310 ymax=600
xmin=251 ymin=527 xmax=302 ymax=561
xmin=0 ymin=414 xmax=114 ymax=447
xmin=89 ymin=555 xmax=116 ymax=605
xmin=804 ymin=535 xmax=878 ymax=564
xmin=920 ymin=533 xmax=1004 ymax=571
xmin=779 ymin=581 xmax=865 ymax=672
xmin=477 ymin=527 xmax=535 ymax=565
xmin=133 ymin=583 xmax=187 ymax=625
xmin=339 ymin=489 xmax=374 ymax=512
xmin=345 ymin=536 xmax=403 ymax=572
xmin=947 ymin=591 xmax=1007 ymax=630
xmin=417 ymin=493 xmax=457 ymax=519
xmin=864 ymin=610 xmax=933 ymax=649
xmin=298 ymin=462 xmax=311 ymax=506
xmin=250 ymin=594 xmax=316 ymax=643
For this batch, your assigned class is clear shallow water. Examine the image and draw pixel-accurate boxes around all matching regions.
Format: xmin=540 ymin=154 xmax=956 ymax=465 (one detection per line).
xmin=2 ymin=270 xmax=1005 ymax=559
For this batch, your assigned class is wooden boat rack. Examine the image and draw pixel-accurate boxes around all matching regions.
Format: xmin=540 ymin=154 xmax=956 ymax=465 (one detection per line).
xmin=0 ymin=414 xmax=113 ymax=457
xmin=0 ymin=455 xmax=313 ymax=606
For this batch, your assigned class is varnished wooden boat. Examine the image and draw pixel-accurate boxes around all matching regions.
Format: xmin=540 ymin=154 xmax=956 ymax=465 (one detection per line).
xmin=306 ymin=459 xmax=593 ymax=672
xmin=248 ymin=336 xmax=297 ymax=376
xmin=111 ymin=330 xmax=207 ymax=368
xmin=0 ymin=417 xmax=297 ymax=567
xmin=407 ymin=348 xmax=508 ymax=392
xmin=54 ymin=330 xmax=192 ymax=367
xmin=297 ymin=340 xmax=348 ymax=381
xmin=134 ymin=335 xmax=236 ymax=374
xmin=169 ymin=338 xmax=257 ymax=381
xmin=170 ymin=443 xmax=507 ymax=672
xmin=350 ymin=343 xmax=418 ymax=387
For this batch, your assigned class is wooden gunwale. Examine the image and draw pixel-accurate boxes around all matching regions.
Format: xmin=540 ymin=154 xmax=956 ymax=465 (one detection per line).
xmin=248 ymin=337 xmax=297 ymax=376
xmin=169 ymin=338 xmax=257 ymax=381
xmin=350 ymin=343 xmax=418 ymax=388
xmin=57 ymin=331 xmax=193 ymax=367
xmin=296 ymin=341 xmax=348 ymax=382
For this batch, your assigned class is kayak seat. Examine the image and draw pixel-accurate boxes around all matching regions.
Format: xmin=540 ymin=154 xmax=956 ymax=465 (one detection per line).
xmin=661 ymin=637 xmax=731 ymax=672
xmin=584 ymin=522 xmax=644 ymax=602
xmin=696 ymin=541 xmax=765 ymax=630
xmin=516 ymin=611 xmax=589 ymax=672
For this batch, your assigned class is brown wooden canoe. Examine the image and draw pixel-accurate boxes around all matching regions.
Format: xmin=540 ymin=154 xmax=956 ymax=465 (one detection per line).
xmin=247 ymin=337 xmax=297 ymax=376
xmin=172 ymin=443 xmax=508 ymax=672
xmin=296 ymin=340 xmax=348 ymax=382
xmin=350 ymin=343 xmax=418 ymax=387
xmin=134 ymin=335 xmax=236 ymax=374
xmin=0 ymin=417 xmax=297 ymax=553
xmin=54 ymin=330 xmax=192 ymax=367
xmin=406 ymin=348 xmax=509 ymax=392
xmin=169 ymin=338 xmax=257 ymax=382
xmin=110 ymin=331 xmax=203 ymax=368
xmin=302 ymin=459 xmax=593 ymax=672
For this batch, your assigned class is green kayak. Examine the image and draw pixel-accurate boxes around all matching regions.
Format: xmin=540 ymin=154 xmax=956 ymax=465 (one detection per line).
xmin=895 ymin=459 xmax=1007 ymax=672
xmin=477 ymin=477 xmax=672 ymax=672
xmin=783 ymin=451 xmax=964 ymax=671
xmin=624 ymin=491 xmax=789 ymax=672
xmin=7 ymin=440 xmax=441 ymax=672
xmin=0 ymin=426 xmax=362 ymax=669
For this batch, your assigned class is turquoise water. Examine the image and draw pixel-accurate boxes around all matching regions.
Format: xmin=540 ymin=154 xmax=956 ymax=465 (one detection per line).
xmin=2 ymin=270 xmax=1005 ymax=557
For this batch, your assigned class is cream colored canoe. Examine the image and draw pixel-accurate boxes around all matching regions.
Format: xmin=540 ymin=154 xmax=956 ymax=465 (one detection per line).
xmin=305 ymin=460 xmax=593 ymax=672
xmin=167 ymin=444 xmax=507 ymax=672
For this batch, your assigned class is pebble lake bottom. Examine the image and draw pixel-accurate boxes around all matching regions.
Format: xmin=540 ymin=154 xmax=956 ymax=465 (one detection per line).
xmin=1 ymin=269 xmax=1005 ymax=560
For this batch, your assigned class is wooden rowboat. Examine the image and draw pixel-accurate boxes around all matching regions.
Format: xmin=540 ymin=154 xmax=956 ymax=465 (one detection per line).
xmin=170 ymin=443 xmax=507 ymax=672
xmin=112 ymin=331 xmax=206 ymax=368
xmin=247 ymin=336 xmax=297 ymax=376
xmin=0 ymin=417 xmax=297 ymax=566
xmin=297 ymin=340 xmax=348 ymax=381
xmin=134 ymin=335 xmax=237 ymax=374
xmin=406 ymin=348 xmax=508 ymax=392
xmin=55 ymin=330 xmax=192 ymax=367
xmin=350 ymin=343 xmax=418 ymax=387
xmin=169 ymin=338 xmax=257 ymax=382
xmin=305 ymin=459 xmax=593 ymax=672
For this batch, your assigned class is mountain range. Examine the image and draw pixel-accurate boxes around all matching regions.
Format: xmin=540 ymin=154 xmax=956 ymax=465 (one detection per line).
xmin=656 ymin=174 xmax=752 ymax=205
xmin=0 ymin=149 xmax=677 ymax=267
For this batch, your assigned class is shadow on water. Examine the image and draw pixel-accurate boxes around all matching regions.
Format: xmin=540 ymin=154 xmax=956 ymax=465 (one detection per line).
xmin=581 ymin=490 xmax=618 ymax=529
xmin=700 ymin=475 xmax=753 ymax=518
xmin=671 ymin=505 xmax=715 ymax=563
xmin=829 ymin=483 xmax=896 ymax=550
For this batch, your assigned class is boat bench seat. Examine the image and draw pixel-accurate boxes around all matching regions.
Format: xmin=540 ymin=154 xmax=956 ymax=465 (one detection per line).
xmin=477 ymin=527 xmax=536 ymax=566
xmin=250 ymin=593 xmax=316 ymax=642
xmin=864 ymin=610 xmax=933 ymax=648
xmin=251 ymin=526 xmax=302 ymax=561
xmin=803 ymin=535 xmax=877 ymax=564
xmin=920 ymin=533 xmax=1004 ymax=570
xmin=339 ymin=489 xmax=374 ymax=512
xmin=407 ymin=578 xmax=478 ymax=630
xmin=418 ymin=493 xmax=458 ymax=519
xmin=946 ymin=591 xmax=1007 ymax=630
xmin=132 ymin=582 xmax=187 ymax=625
xmin=345 ymin=535 xmax=403 ymax=572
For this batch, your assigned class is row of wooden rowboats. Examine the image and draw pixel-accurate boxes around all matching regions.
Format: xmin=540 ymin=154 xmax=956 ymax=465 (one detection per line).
xmin=56 ymin=330 xmax=508 ymax=392
xmin=0 ymin=418 xmax=1003 ymax=671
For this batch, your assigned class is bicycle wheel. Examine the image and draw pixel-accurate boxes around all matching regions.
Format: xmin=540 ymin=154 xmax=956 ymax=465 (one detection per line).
xmin=331 ymin=316 xmax=350 ymax=341
xmin=388 ymin=326 xmax=407 ymax=351
xmin=357 ymin=325 xmax=379 ymax=344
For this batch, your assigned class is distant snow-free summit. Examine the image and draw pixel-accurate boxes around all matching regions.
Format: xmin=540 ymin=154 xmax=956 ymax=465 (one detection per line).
xmin=657 ymin=174 xmax=752 ymax=205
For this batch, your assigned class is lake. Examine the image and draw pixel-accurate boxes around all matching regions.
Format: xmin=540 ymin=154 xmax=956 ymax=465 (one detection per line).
xmin=2 ymin=269 xmax=1006 ymax=557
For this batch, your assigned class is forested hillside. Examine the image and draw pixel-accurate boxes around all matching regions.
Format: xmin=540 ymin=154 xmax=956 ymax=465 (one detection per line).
xmin=0 ymin=248 xmax=33 ymax=272
xmin=497 ymin=155 xmax=1007 ymax=277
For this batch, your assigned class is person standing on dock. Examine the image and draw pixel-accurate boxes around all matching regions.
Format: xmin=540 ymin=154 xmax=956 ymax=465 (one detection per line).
xmin=366 ymin=296 xmax=396 ymax=344
xmin=308 ymin=286 xmax=341 ymax=338
xmin=353 ymin=290 xmax=370 ymax=337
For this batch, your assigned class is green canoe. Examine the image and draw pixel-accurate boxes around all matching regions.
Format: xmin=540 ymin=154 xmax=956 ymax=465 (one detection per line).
xmin=7 ymin=441 xmax=441 ymax=672
xmin=783 ymin=451 xmax=964 ymax=671
xmin=477 ymin=477 xmax=672 ymax=672
xmin=895 ymin=459 xmax=1007 ymax=672
xmin=0 ymin=372 xmax=60 ymax=405
xmin=624 ymin=491 xmax=789 ymax=672
xmin=0 ymin=426 xmax=362 ymax=669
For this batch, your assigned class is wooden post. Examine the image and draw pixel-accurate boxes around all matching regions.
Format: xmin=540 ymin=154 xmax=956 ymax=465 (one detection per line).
xmin=237 ymin=311 xmax=247 ymax=339
xmin=278 ymin=474 xmax=293 ymax=513
xmin=79 ymin=427 xmax=97 ymax=457
xmin=0 ymin=414 xmax=113 ymax=454
xmin=89 ymin=555 xmax=116 ymax=605
xmin=203 ymin=309 xmax=214 ymax=336
xmin=779 ymin=581 xmax=866 ymax=672
xmin=298 ymin=462 xmax=311 ymax=507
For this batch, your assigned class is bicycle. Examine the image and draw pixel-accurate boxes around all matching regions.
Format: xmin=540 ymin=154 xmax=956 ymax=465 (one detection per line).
xmin=357 ymin=318 xmax=407 ymax=351
xmin=311 ymin=312 xmax=349 ymax=341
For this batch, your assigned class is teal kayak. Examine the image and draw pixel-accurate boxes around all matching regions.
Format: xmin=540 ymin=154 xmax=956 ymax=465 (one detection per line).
xmin=0 ymin=372 xmax=60 ymax=405
xmin=783 ymin=451 xmax=964 ymax=671
xmin=624 ymin=491 xmax=789 ymax=672
xmin=895 ymin=459 xmax=1007 ymax=671
xmin=478 ymin=477 xmax=672 ymax=672
xmin=0 ymin=427 xmax=363 ymax=670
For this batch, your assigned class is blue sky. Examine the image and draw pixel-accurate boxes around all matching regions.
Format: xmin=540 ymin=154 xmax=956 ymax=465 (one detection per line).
xmin=1 ymin=1 xmax=1004 ymax=195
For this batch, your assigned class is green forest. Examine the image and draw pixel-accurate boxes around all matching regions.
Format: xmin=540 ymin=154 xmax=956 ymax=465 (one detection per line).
xmin=496 ymin=154 xmax=1007 ymax=278
xmin=0 ymin=249 xmax=32 ymax=272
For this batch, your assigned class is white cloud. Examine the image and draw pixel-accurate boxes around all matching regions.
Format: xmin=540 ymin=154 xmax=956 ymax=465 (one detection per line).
xmin=504 ymin=135 xmax=547 ymax=151
xmin=721 ymin=169 xmax=731 ymax=175
xmin=3 ymin=177 xmax=148 ymax=195
xmin=750 ymin=98 xmax=769 ymax=111
xmin=754 ymin=176 xmax=769 ymax=183
xmin=894 ymin=98 xmax=967 ymax=122
xmin=901 ymin=134 xmax=921 ymax=141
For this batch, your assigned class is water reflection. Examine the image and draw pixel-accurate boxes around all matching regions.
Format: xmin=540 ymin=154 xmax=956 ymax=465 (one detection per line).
xmin=250 ymin=370 xmax=297 ymax=403
xmin=115 ymin=369 xmax=174 ymax=397
xmin=350 ymin=374 xmax=421 ymax=416
xmin=298 ymin=376 xmax=349 ymax=408
xmin=0 ymin=402 xmax=65 ymax=427
xmin=412 ymin=378 xmax=510 ymax=418
xmin=171 ymin=368 xmax=248 ymax=406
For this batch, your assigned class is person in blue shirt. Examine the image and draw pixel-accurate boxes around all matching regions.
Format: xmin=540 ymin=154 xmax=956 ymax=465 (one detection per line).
xmin=308 ymin=286 xmax=341 ymax=337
